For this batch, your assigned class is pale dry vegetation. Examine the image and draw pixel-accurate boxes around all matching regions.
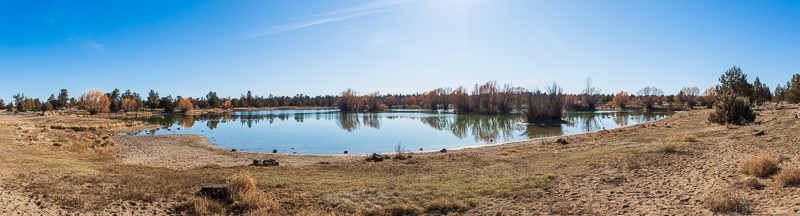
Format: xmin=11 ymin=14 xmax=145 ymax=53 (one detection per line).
xmin=774 ymin=167 xmax=800 ymax=187
xmin=703 ymin=189 xmax=748 ymax=213
xmin=680 ymin=134 xmax=698 ymax=142
xmin=739 ymin=155 xmax=778 ymax=177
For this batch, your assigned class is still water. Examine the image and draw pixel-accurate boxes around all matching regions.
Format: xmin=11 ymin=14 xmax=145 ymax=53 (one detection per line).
xmin=128 ymin=109 xmax=671 ymax=154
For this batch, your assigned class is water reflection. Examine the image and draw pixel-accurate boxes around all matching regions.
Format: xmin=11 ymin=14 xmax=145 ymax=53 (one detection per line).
xmin=126 ymin=109 xmax=672 ymax=154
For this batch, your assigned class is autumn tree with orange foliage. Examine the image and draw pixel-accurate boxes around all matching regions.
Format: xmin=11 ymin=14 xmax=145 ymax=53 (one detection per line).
xmin=176 ymin=98 xmax=193 ymax=113
xmin=362 ymin=92 xmax=387 ymax=111
xmin=384 ymin=96 xmax=398 ymax=107
xmin=337 ymin=89 xmax=362 ymax=111
xmin=701 ymin=87 xmax=716 ymax=108
xmin=221 ymin=100 xmax=232 ymax=110
xmin=449 ymin=87 xmax=470 ymax=113
xmin=121 ymin=98 xmax=137 ymax=112
xmin=78 ymin=89 xmax=110 ymax=114
xmin=421 ymin=88 xmax=450 ymax=110
xmin=612 ymin=91 xmax=630 ymax=109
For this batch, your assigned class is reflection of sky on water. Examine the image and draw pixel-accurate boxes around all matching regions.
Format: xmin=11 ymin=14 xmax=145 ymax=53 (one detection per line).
xmin=126 ymin=109 xmax=672 ymax=154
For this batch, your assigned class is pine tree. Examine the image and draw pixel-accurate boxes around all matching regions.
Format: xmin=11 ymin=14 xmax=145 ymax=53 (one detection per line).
xmin=716 ymin=66 xmax=754 ymax=101
xmin=57 ymin=89 xmax=69 ymax=109
xmin=146 ymin=90 xmax=160 ymax=109
xmin=709 ymin=67 xmax=756 ymax=125
xmin=786 ymin=74 xmax=800 ymax=103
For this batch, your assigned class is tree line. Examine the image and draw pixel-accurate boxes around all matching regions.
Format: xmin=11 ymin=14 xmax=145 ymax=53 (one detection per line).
xmin=3 ymin=69 xmax=799 ymax=122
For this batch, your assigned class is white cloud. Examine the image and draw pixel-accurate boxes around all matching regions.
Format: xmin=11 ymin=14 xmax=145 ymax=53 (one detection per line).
xmin=313 ymin=0 xmax=418 ymax=17
xmin=81 ymin=40 xmax=106 ymax=54
xmin=233 ymin=9 xmax=389 ymax=41
xmin=69 ymin=38 xmax=106 ymax=54
xmin=231 ymin=0 xmax=418 ymax=41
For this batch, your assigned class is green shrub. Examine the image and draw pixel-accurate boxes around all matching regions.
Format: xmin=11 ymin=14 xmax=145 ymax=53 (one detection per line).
xmin=43 ymin=102 xmax=53 ymax=112
xmin=708 ymin=94 xmax=755 ymax=125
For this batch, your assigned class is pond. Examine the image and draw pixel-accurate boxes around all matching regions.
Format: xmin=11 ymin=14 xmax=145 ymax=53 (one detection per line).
xmin=126 ymin=109 xmax=672 ymax=154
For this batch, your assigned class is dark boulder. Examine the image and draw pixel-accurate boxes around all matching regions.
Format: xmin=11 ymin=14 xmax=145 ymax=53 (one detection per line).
xmin=272 ymin=149 xmax=278 ymax=154
xmin=754 ymin=131 xmax=765 ymax=136
xmin=261 ymin=158 xmax=279 ymax=167
xmin=344 ymin=150 xmax=348 ymax=154
xmin=440 ymin=148 xmax=447 ymax=153
xmin=556 ymin=138 xmax=568 ymax=144
xmin=200 ymin=184 xmax=231 ymax=200
xmin=371 ymin=153 xmax=384 ymax=162
xmin=250 ymin=159 xmax=261 ymax=166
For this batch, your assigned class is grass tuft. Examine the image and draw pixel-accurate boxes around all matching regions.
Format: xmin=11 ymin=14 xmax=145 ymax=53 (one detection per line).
xmin=680 ymin=134 xmax=698 ymax=142
xmin=774 ymin=167 xmax=800 ymax=187
xmin=228 ymin=172 xmax=279 ymax=214
xmin=424 ymin=199 xmax=469 ymax=214
xmin=703 ymin=189 xmax=748 ymax=213
xmin=733 ymin=177 xmax=759 ymax=189
xmin=383 ymin=204 xmax=423 ymax=216
xmin=738 ymin=155 xmax=778 ymax=177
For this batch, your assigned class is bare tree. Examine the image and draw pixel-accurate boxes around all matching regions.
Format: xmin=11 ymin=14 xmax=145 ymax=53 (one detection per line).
xmin=581 ymin=77 xmax=602 ymax=110
xmin=637 ymin=87 xmax=663 ymax=110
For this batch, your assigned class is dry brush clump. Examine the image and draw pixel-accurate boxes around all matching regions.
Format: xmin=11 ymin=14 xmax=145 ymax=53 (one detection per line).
xmin=680 ymin=134 xmax=698 ymax=142
xmin=739 ymin=155 xmax=778 ymax=177
xmin=448 ymin=81 xmax=526 ymax=114
xmin=732 ymin=177 xmax=759 ymax=189
xmin=181 ymin=172 xmax=279 ymax=215
xmin=703 ymin=189 xmax=748 ymax=213
xmin=774 ymin=167 xmax=800 ymax=187
xmin=228 ymin=172 xmax=278 ymax=214
xmin=522 ymin=83 xmax=565 ymax=124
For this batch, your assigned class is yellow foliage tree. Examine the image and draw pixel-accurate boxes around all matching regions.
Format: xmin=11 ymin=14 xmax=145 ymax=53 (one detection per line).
xmin=121 ymin=98 xmax=137 ymax=112
xmin=177 ymin=98 xmax=193 ymax=113
xmin=221 ymin=100 xmax=232 ymax=110
xmin=78 ymin=89 xmax=110 ymax=115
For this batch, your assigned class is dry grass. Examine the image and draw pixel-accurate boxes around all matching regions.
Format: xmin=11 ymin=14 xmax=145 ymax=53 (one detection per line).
xmin=732 ymin=177 xmax=759 ymax=189
xmin=383 ymin=204 xmax=423 ymax=216
xmin=703 ymin=189 xmax=748 ymax=213
xmin=393 ymin=143 xmax=412 ymax=160
xmin=175 ymin=197 xmax=225 ymax=215
xmin=680 ymin=134 xmax=698 ymax=142
xmin=774 ymin=167 xmax=800 ymax=187
xmin=739 ymin=155 xmax=778 ymax=177
xmin=6 ymin=108 xmax=787 ymax=215
xmin=424 ymin=199 xmax=470 ymax=214
xmin=228 ymin=172 xmax=279 ymax=214
xmin=654 ymin=143 xmax=678 ymax=153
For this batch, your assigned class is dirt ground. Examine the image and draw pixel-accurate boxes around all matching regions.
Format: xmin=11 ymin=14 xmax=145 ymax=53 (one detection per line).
xmin=1 ymin=105 xmax=799 ymax=215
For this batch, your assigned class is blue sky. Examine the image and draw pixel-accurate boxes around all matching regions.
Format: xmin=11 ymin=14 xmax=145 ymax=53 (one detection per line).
xmin=1 ymin=0 xmax=799 ymax=100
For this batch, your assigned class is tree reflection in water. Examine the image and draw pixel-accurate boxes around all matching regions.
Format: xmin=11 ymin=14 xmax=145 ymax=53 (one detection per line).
xmin=128 ymin=110 xmax=671 ymax=145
